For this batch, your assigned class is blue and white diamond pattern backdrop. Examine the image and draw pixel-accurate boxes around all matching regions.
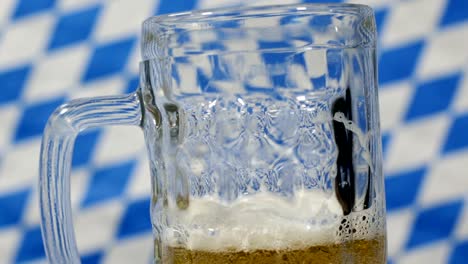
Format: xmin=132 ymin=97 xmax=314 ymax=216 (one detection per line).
xmin=0 ymin=0 xmax=467 ymax=263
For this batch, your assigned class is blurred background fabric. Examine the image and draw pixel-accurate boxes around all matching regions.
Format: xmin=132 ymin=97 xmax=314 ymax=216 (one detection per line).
xmin=0 ymin=0 xmax=467 ymax=263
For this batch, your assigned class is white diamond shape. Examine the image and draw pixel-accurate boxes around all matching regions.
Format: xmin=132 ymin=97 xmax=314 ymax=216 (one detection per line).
xmin=0 ymin=228 xmax=21 ymax=264
xmin=381 ymin=0 xmax=445 ymax=48
xmin=245 ymin=0 xmax=299 ymax=6
xmin=74 ymin=201 xmax=123 ymax=254
xmin=70 ymin=168 xmax=93 ymax=210
xmin=0 ymin=105 xmax=20 ymax=151
xmin=397 ymin=241 xmax=450 ymax=264
xmin=379 ymin=81 xmax=413 ymax=132
xmin=176 ymin=63 xmax=201 ymax=94
xmin=126 ymin=42 xmax=140 ymax=75
xmin=127 ymin=155 xmax=151 ymax=199
xmin=385 ymin=114 xmax=450 ymax=173
xmin=188 ymin=55 xmax=213 ymax=80
xmin=0 ymin=0 xmax=15 ymax=27
xmin=93 ymin=126 xmax=145 ymax=167
xmin=23 ymin=168 xmax=91 ymax=227
xmin=58 ymin=0 xmax=101 ymax=12
xmin=0 ymin=14 xmax=54 ymax=68
xmin=453 ymin=69 xmax=468 ymax=114
xmin=417 ymin=23 xmax=468 ymax=80
xmin=197 ymin=0 xmax=242 ymax=8
xmin=304 ymin=49 xmax=327 ymax=78
xmin=200 ymin=0 xmax=299 ymax=8
xmin=0 ymin=138 xmax=41 ymax=193
xmin=23 ymin=185 xmax=40 ymax=227
xmin=455 ymin=200 xmax=468 ymax=240
xmin=419 ymin=150 xmax=468 ymax=207
xmin=387 ymin=209 xmax=414 ymax=258
xmin=102 ymin=234 xmax=152 ymax=264
xmin=24 ymin=45 xmax=89 ymax=103
xmin=94 ymin=0 xmax=155 ymax=42
xmin=69 ymin=75 xmax=125 ymax=99
xmin=344 ymin=0 xmax=394 ymax=9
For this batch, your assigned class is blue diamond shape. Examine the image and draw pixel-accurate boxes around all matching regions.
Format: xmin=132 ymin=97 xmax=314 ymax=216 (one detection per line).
xmin=174 ymin=56 xmax=190 ymax=64
xmin=245 ymin=84 xmax=274 ymax=94
xmin=303 ymin=0 xmax=343 ymax=3
xmin=406 ymin=199 xmax=463 ymax=250
xmin=156 ymin=0 xmax=196 ymax=15
xmin=81 ymin=252 xmax=103 ymax=264
xmin=13 ymin=0 xmax=56 ymax=19
xmin=82 ymin=38 xmax=136 ymax=83
xmin=381 ymin=132 xmax=391 ymax=158
xmin=304 ymin=0 xmax=341 ymax=2
xmin=117 ymin=198 xmax=151 ymax=239
xmin=0 ymin=65 xmax=31 ymax=104
xmin=125 ymin=75 xmax=139 ymax=94
xmin=15 ymin=226 xmax=45 ymax=263
xmin=450 ymin=240 xmax=468 ymax=264
xmin=198 ymin=68 xmax=218 ymax=93
xmin=379 ymin=41 xmax=423 ymax=84
xmin=172 ymin=66 xmax=181 ymax=87
xmin=308 ymin=14 xmax=333 ymax=28
xmin=272 ymin=74 xmax=287 ymax=88
xmin=405 ymin=73 xmax=461 ymax=121
xmin=201 ymin=41 xmax=226 ymax=51
xmin=0 ymin=189 xmax=30 ymax=228
xmin=14 ymin=97 xmax=64 ymax=142
xmin=81 ymin=160 xmax=136 ymax=208
xmin=209 ymin=56 xmax=231 ymax=82
xmin=440 ymin=0 xmax=468 ymax=27
xmin=374 ymin=8 xmax=388 ymax=34
xmin=48 ymin=5 xmax=101 ymax=51
xmin=311 ymin=75 xmax=326 ymax=89
xmin=326 ymin=50 xmax=343 ymax=81
xmin=72 ymin=130 xmax=101 ymax=168
xmin=258 ymin=41 xmax=291 ymax=50
xmin=443 ymin=113 xmax=468 ymax=154
xmin=385 ymin=167 xmax=426 ymax=211
xmin=262 ymin=51 xmax=291 ymax=65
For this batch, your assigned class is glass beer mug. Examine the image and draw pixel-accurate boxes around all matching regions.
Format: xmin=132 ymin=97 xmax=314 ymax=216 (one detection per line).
xmin=40 ymin=3 xmax=386 ymax=263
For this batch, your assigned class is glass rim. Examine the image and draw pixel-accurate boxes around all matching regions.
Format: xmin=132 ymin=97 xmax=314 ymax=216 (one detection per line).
xmin=144 ymin=3 xmax=374 ymax=26
xmin=141 ymin=3 xmax=376 ymax=60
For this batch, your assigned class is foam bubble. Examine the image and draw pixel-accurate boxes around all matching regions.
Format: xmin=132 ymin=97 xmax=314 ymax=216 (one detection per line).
xmin=163 ymin=190 xmax=383 ymax=251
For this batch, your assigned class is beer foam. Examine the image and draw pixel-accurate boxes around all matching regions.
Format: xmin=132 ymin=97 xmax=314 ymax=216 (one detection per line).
xmin=163 ymin=190 xmax=383 ymax=251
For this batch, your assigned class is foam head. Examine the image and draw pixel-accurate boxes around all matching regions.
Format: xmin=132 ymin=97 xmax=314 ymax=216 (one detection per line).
xmin=162 ymin=190 xmax=383 ymax=251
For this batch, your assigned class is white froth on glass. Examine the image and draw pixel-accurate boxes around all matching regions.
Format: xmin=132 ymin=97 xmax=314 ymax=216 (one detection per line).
xmin=163 ymin=190 xmax=382 ymax=251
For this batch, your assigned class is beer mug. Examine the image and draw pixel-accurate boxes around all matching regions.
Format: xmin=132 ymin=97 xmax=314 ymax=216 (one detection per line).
xmin=40 ymin=3 xmax=386 ymax=263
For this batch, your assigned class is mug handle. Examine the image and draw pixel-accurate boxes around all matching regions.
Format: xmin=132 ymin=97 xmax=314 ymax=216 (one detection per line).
xmin=39 ymin=91 xmax=143 ymax=263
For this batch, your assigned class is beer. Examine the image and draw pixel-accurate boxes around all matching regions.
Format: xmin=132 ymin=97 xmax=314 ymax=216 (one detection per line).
xmin=165 ymin=236 xmax=385 ymax=263
xmin=156 ymin=190 xmax=386 ymax=263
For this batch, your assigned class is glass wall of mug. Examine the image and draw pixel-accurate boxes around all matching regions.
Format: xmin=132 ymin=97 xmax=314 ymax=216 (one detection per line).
xmin=140 ymin=4 xmax=386 ymax=264
xmin=39 ymin=3 xmax=385 ymax=264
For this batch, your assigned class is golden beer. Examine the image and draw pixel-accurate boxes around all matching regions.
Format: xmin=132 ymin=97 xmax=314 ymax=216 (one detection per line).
xmin=164 ymin=236 xmax=385 ymax=264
